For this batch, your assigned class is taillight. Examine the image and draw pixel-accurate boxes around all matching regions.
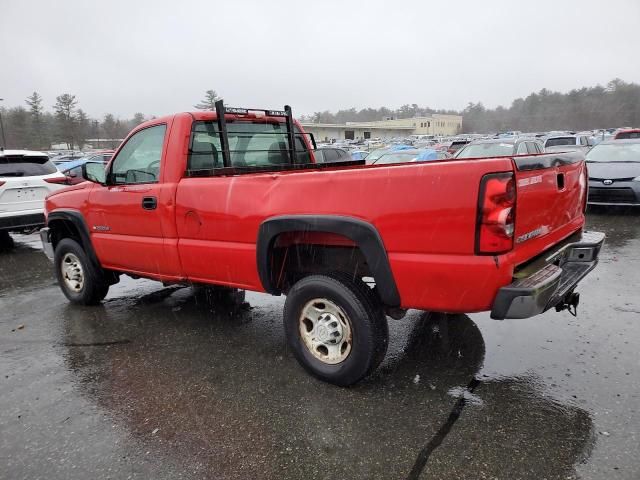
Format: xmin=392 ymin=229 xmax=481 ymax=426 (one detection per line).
xmin=44 ymin=177 xmax=69 ymax=184
xmin=0 ymin=181 xmax=5 ymax=187
xmin=476 ymin=172 xmax=516 ymax=254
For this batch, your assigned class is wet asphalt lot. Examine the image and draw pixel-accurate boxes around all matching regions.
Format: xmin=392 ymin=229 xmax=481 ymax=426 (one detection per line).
xmin=1 ymin=209 xmax=639 ymax=479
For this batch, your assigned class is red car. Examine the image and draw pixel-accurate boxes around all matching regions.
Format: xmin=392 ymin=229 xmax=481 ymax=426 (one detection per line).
xmin=40 ymin=101 xmax=604 ymax=385
xmin=614 ymin=129 xmax=640 ymax=140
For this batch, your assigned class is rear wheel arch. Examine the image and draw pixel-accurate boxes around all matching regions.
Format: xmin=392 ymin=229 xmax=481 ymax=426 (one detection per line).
xmin=257 ymin=215 xmax=400 ymax=307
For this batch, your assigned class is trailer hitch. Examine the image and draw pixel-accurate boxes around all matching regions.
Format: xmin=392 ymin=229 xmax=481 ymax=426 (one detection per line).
xmin=555 ymin=291 xmax=580 ymax=317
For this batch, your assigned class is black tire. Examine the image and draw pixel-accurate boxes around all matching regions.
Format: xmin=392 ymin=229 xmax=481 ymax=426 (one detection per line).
xmin=194 ymin=285 xmax=246 ymax=306
xmin=0 ymin=231 xmax=14 ymax=251
xmin=284 ymin=273 xmax=388 ymax=386
xmin=54 ymin=238 xmax=109 ymax=305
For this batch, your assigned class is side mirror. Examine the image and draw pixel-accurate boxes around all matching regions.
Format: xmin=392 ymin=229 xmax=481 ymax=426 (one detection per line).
xmin=81 ymin=161 xmax=107 ymax=184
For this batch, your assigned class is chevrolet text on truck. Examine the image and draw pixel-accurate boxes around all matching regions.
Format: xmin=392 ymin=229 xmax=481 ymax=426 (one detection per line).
xmin=40 ymin=101 xmax=604 ymax=386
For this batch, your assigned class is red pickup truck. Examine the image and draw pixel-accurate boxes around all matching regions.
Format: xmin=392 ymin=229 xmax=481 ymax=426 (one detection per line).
xmin=40 ymin=102 xmax=604 ymax=386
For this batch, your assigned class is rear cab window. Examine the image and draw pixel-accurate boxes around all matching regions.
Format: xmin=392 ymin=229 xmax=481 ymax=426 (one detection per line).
xmin=188 ymin=120 xmax=311 ymax=173
xmin=0 ymin=155 xmax=57 ymax=177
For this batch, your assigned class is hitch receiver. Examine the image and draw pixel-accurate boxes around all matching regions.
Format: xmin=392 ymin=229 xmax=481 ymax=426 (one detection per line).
xmin=555 ymin=291 xmax=580 ymax=317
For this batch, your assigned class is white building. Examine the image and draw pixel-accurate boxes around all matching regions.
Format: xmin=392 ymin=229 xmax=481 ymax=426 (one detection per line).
xmin=301 ymin=114 xmax=463 ymax=142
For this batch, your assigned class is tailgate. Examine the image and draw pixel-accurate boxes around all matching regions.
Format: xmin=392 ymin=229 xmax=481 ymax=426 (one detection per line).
xmin=512 ymin=151 xmax=587 ymax=252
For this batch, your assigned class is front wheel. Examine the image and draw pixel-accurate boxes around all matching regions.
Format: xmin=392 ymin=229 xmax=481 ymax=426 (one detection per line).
xmin=283 ymin=273 xmax=388 ymax=386
xmin=54 ymin=238 xmax=109 ymax=305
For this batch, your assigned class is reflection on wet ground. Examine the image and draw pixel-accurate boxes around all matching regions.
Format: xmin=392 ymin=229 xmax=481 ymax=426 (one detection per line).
xmin=1 ymin=208 xmax=639 ymax=479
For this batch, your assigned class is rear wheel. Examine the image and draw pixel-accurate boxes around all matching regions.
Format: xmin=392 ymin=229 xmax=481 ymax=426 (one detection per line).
xmin=284 ymin=273 xmax=388 ymax=386
xmin=54 ymin=238 xmax=109 ymax=305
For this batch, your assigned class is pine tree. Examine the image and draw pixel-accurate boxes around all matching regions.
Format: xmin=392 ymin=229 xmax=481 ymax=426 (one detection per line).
xmin=75 ymin=109 xmax=90 ymax=149
xmin=53 ymin=94 xmax=78 ymax=148
xmin=194 ymin=90 xmax=222 ymax=110
xmin=25 ymin=91 xmax=47 ymax=149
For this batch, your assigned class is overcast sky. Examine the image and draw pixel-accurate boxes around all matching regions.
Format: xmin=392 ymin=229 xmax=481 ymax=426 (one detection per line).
xmin=2 ymin=0 xmax=639 ymax=119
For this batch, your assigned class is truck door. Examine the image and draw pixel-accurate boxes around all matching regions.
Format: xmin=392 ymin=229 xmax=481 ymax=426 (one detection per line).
xmin=87 ymin=123 xmax=175 ymax=277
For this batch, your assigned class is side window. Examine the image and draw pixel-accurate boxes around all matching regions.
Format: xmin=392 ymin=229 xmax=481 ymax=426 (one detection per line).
xmin=111 ymin=125 xmax=166 ymax=184
xmin=516 ymin=142 xmax=528 ymax=155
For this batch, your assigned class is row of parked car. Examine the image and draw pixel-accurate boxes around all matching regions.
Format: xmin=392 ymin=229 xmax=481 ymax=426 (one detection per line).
xmin=49 ymin=150 xmax=114 ymax=185
xmin=314 ymin=128 xmax=640 ymax=207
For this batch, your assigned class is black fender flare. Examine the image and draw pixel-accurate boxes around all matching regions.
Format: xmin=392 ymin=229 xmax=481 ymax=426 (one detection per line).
xmin=256 ymin=215 xmax=400 ymax=306
xmin=47 ymin=210 xmax=101 ymax=270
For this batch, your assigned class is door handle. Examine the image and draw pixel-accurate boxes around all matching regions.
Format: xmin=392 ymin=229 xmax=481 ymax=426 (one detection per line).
xmin=142 ymin=196 xmax=157 ymax=210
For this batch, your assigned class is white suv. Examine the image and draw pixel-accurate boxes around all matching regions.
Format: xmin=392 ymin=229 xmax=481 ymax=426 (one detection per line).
xmin=0 ymin=150 xmax=68 ymax=247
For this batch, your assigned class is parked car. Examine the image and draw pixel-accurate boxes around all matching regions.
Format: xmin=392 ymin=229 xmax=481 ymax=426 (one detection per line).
xmin=0 ymin=150 xmax=68 ymax=247
xmin=369 ymin=149 xmax=422 ymax=165
xmin=40 ymin=102 xmax=603 ymax=386
xmin=455 ymin=138 xmax=543 ymax=158
xmin=586 ymin=139 xmax=640 ymax=206
xmin=613 ymin=129 xmax=640 ymax=140
xmin=350 ymin=150 xmax=369 ymax=161
xmin=544 ymin=135 xmax=593 ymax=153
xmin=370 ymin=149 xmax=449 ymax=165
xmin=313 ymin=147 xmax=352 ymax=163
xmin=364 ymin=147 xmax=390 ymax=164
xmin=83 ymin=150 xmax=114 ymax=163
xmin=52 ymin=153 xmax=86 ymax=165
xmin=447 ymin=140 xmax=470 ymax=155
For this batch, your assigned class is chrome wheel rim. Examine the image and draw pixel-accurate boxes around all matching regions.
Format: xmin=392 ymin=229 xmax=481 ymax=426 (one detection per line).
xmin=61 ymin=253 xmax=84 ymax=293
xmin=299 ymin=298 xmax=352 ymax=364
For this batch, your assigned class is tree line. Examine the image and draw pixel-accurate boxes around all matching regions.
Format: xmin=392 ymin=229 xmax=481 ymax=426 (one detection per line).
xmin=2 ymin=81 xmax=638 ymax=150
xmin=0 ymin=90 xmax=223 ymax=151
xmin=0 ymin=92 xmax=148 ymax=150
xmin=299 ymin=79 xmax=640 ymax=133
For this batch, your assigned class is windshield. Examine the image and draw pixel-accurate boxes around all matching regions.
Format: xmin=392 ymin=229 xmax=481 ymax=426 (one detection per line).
xmin=455 ymin=143 xmax=515 ymax=159
xmin=585 ymin=142 xmax=640 ymax=162
xmin=545 ymin=137 xmax=576 ymax=147
xmin=373 ymin=152 xmax=418 ymax=164
xmin=0 ymin=155 xmax=58 ymax=177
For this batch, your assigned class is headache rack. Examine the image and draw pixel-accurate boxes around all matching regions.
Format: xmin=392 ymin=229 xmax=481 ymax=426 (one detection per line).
xmin=186 ymin=100 xmax=365 ymax=177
